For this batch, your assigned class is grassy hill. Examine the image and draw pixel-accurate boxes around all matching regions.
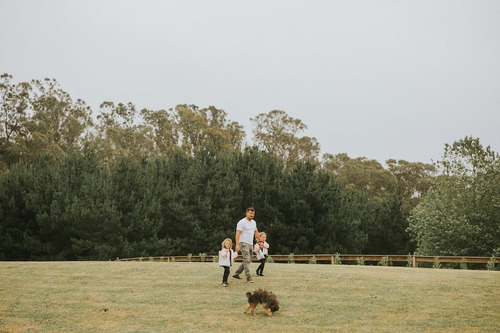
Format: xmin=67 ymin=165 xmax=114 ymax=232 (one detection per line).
xmin=1 ymin=261 xmax=498 ymax=332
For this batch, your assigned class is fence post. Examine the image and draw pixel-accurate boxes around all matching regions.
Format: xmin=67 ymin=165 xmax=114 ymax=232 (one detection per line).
xmin=412 ymin=255 xmax=417 ymax=268
xmin=331 ymin=255 xmax=334 ymax=265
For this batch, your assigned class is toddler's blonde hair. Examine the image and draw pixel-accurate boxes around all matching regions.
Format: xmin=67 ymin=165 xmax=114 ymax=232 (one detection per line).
xmin=257 ymin=232 xmax=267 ymax=241
xmin=221 ymin=238 xmax=233 ymax=248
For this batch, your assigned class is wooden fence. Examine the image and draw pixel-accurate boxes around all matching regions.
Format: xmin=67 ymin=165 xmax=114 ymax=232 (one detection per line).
xmin=116 ymin=254 xmax=497 ymax=268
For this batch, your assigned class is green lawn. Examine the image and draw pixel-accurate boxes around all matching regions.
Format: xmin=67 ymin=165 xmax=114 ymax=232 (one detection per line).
xmin=0 ymin=261 xmax=498 ymax=332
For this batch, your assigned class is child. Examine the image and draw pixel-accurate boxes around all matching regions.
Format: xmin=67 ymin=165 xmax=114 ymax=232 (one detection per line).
xmin=218 ymin=238 xmax=238 ymax=286
xmin=253 ymin=232 xmax=269 ymax=276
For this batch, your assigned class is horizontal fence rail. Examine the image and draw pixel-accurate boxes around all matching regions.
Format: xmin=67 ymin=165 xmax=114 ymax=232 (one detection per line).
xmin=116 ymin=254 xmax=496 ymax=267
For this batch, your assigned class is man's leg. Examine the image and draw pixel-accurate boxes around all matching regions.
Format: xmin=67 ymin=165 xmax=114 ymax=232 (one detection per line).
xmin=233 ymin=242 xmax=252 ymax=280
xmin=233 ymin=242 xmax=247 ymax=276
xmin=233 ymin=260 xmax=244 ymax=276
xmin=239 ymin=242 xmax=252 ymax=280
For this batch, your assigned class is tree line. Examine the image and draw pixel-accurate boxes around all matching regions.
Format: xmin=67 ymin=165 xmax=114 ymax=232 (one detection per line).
xmin=1 ymin=74 xmax=499 ymax=260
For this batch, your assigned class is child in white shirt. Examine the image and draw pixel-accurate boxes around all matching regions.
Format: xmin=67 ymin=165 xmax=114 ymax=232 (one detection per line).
xmin=253 ymin=232 xmax=269 ymax=276
xmin=218 ymin=238 xmax=238 ymax=286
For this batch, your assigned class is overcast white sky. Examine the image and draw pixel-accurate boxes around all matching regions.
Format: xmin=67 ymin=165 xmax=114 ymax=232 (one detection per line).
xmin=1 ymin=0 xmax=499 ymax=164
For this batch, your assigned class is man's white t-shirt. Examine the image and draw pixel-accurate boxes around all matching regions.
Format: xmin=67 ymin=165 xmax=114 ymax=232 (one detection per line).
xmin=236 ymin=218 xmax=257 ymax=245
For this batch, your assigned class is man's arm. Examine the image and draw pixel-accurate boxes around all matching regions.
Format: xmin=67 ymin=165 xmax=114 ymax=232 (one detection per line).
xmin=254 ymin=229 xmax=261 ymax=242
xmin=235 ymin=230 xmax=242 ymax=252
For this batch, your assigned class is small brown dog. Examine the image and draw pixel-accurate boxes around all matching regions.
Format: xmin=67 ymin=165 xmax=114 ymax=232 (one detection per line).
xmin=244 ymin=288 xmax=280 ymax=317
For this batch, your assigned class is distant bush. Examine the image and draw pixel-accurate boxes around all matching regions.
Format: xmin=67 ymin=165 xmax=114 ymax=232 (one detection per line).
xmin=486 ymin=255 xmax=497 ymax=271
xmin=334 ymin=253 xmax=342 ymax=265
xmin=460 ymin=258 xmax=467 ymax=270
xmin=380 ymin=256 xmax=392 ymax=266
xmin=433 ymin=256 xmax=441 ymax=269
xmin=407 ymin=253 xmax=413 ymax=267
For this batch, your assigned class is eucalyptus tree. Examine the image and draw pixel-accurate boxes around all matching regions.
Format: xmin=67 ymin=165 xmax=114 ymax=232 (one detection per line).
xmin=140 ymin=108 xmax=178 ymax=155
xmin=27 ymin=78 xmax=93 ymax=159
xmin=322 ymin=153 xmax=397 ymax=203
xmin=322 ymin=153 xmax=417 ymax=254
xmin=0 ymin=74 xmax=31 ymax=144
xmin=0 ymin=74 xmax=31 ymax=170
xmin=95 ymin=101 xmax=154 ymax=162
xmin=408 ymin=137 xmax=500 ymax=256
xmin=386 ymin=159 xmax=436 ymax=214
xmin=172 ymin=104 xmax=245 ymax=155
xmin=201 ymin=105 xmax=245 ymax=152
xmin=1 ymin=75 xmax=94 ymax=167
xmin=251 ymin=110 xmax=320 ymax=169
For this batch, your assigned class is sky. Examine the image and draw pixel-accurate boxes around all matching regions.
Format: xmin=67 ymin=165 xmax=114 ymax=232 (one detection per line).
xmin=1 ymin=0 xmax=499 ymax=165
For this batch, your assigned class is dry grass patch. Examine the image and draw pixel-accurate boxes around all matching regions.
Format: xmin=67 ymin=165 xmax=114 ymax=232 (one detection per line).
xmin=0 ymin=261 xmax=498 ymax=332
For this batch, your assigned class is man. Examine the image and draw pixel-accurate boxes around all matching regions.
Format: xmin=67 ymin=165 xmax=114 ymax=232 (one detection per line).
xmin=233 ymin=207 xmax=261 ymax=283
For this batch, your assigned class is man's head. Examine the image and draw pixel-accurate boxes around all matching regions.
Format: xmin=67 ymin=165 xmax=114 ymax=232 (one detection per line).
xmin=246 ymin=207 xmax=255 ymax=220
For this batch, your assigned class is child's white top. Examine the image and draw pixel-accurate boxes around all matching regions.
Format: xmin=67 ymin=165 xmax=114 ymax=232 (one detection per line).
xmin=218 ymin=248 xmax=238 ymax=267
xmin=253 ymin=241 xmax=269 ymax=260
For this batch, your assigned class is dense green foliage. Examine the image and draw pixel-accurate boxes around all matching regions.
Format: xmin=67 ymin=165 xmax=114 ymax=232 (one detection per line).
xmin=408 ymin=137 xmax=500 ymax=256
xmin=1 ymin=74 xmax=499 ymax=260
xmin=0 ymin=147 xmax=424 ymax=260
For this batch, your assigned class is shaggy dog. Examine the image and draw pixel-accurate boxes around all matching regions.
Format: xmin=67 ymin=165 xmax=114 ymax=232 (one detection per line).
xmin=244 ymin=289 xmax=280 ymax=317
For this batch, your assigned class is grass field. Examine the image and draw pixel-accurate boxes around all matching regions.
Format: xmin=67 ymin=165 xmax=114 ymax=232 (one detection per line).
xmin=0 ymin=261 xmax=499 ymax=332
